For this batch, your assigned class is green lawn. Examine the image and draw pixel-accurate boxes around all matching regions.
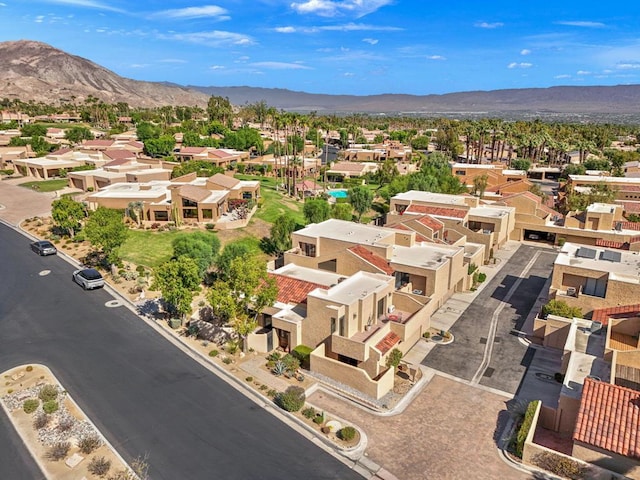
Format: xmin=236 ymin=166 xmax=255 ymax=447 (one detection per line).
xmin=119 ymin=230 xmax=182 ymax=268
xmin=19 ymin=179 xmax=69 ymax=192
xmin=235 ymin=174 xmax=306 ymax=226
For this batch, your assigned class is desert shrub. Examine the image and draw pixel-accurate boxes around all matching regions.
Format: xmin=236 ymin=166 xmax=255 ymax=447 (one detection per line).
xmin=23 ymin=398 xmax=39 ymax=414
xmin=88 ymin=456 xmax=112 ymax=477
xmin=205 ymin=223 xmax=215 ymax=230
xmin=57 ymin=415 xmax=75 ymax=432
xmin=225 ymin=340 xmax=239 ymax=355
xmin=282 ymin=354 xmax=300 ymax=373
xmin=532 ymin=452 xmax=587 ymax=480
xmin=222 ymin=357 xmax=232 ymax=365
xmin=302 ymin=407 xmax=316 ymax=419
xmin=271 ymin=360 xmax=286 ymax=376
xmin=313 ymin=413 xmax=325 ymax=425
xmin=385 ymin=348 xmax=403 ymax=369
xmin=515 ymin=400 xmax=540 ymax=458
xmin=78 ymin=434 xmax=102 ymax=454
xmin=245 ymin=376 xmax=253 ymax=382
xmin=33 ymin=412 xmax=50 ymax=430
xmin=423 ymin=331 xmax=431 ymax=339
xmin=339 ymin=426 xmax=357 ymax=441
xmin=46 ymin=441 xmax=71 ymax=461
xmin=208 ymin=349 xmax=219 ymax=357
xmin=291 ymin=345 xmax=313 ymax=369
xmin=267 ymin=389 xmax=277 ymax=398
xmin=259 ymin=384 xmax=268 ymax=391
xmin=42 ymin=400 xmax=59 ymax=414
xmin=477 ymin=272 xmax=487 ymax=283
xmin=275 ymin=386 xmax=306 ymax=412
xmin=541 ymin=300 xmax=582 ymax=319
xmin=25 ymin=365 xmax=33 ymax=372
xmin=38 ymin=384 xmax=58 ymax=402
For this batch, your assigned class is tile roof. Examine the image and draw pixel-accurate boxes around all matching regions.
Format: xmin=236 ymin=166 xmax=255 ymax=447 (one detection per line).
xmin=329 ymin=161 xmax=367 ymax=173
xmin=416 ymin=215 xmax=444 ymax=232
xmin=617 ymin=201 xmax=640 ymax=214
xmin=179 ymin=146 xmax=207 ymax=155
xmin=591 ymin=304 xmax=640 ymax=326
xmin=295 ymin=180 xmax=322 ymax=191
xmin=595 ymin=239 xmax=629 ymax=250
xmin=620 ymin=221 xmax=640 ymax=231
xmin=573 ymin=378 xmax=640 ymax=459
xmin=104 ymin=149 xmax=136 ymax=161
xmin=178 ymin=185 xmax=213 ymax=203
xmin=210 ymin=149 xmax=233 ymax=158
xmin=268 ymin=273 xmax=326 ymax=304
xmin=82 ymin=139 xmax=115 ymax=147
xmin=348 ymin=245 xmax=394 ymax=275
xmin=49 ymin=147 xmax=72 ymax=156
xmin=376 ymin=331 xmax=400 ymax=355
xmin=405 ymin=204 xmax=467 ymax=219
xmin=126 ymin=141 xmax=143 ymax=149
xmin=208 ymin=173 xmax=240 ymax=189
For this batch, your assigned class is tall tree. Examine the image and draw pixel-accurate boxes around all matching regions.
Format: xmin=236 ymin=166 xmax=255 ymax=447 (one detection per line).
xmin=207 ymin=96 xmax=234 ymax=127
xmin=51 ymin=196 xmax=85 ymax=238
xmin=303 ymin=198 xmax=331 ymax=224
xmin=349 ymin=185 xmax=374 ymax=222
xmin=84 ymin=207 xmax=128 ymax=264
xmin=207 ymin=256 xmax=278 ymax=352
xmin=172 ymin=232 xmax=221 ymax=280
xmin=268 ymin=213 xmax=296 ymax=254
xmin=152 ymin=256 xmax=201 ymax=319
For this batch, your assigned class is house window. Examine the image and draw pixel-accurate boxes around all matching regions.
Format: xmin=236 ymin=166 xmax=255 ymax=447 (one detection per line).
xmin=455 ymin=170 xmax=466 ymax=175
xmin=201 ymin=209 xmax=213 ymax=219
xmin=330 ymin=317 xmax=336 ymax=334
xmin=154 ymin=211 xmax=168 ymax=221
xmin=182 ymin=198 xmax=197 ymax=208
xmin=299 ymin=242 xmax=316 ymax=257
xmin=182 ymin=209 xmax=198 ymax=219
xmin=377 ymin=298 xmax=385 ymax=318
xmin=337 ymin=354 xmax=358 ymax=367
xmin=339 ymin=315 xmax=346 ymax=336
xmin=395 ymin=271 xmax=410 ymax=289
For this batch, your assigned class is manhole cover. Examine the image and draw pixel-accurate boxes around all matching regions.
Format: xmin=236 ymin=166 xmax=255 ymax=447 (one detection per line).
xmin=105 ymin=300 xmax=122 ymax=308
xmin=479 ymin=337 xmax=487 ymax=344
xmin=483 ymin=367 xmax=495 ymax=378
xmin=39 ymin=270 xmax=51 ymax=276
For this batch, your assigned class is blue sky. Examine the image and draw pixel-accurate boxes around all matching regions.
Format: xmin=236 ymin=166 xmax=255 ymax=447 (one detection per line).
xmin=2 ymin=0 xmax=640 ymax=95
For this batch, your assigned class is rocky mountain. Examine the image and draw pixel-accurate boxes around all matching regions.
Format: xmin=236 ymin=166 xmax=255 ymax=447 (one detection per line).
xmin=0 ymin=40 xmax=210 ymax=108
xmin=2 ymin=40 xmax=640 ymax=117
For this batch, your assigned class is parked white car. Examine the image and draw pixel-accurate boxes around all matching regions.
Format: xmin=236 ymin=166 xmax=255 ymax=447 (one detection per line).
xmin=72 ymin=268 xmax=105 ymax=290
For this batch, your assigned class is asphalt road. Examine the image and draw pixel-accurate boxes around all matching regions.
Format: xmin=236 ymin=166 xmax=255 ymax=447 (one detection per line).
xmin=0 ymin=223 xmax=361 ymax=480
xmin=422 ymin=245 xmax=556 ymax=394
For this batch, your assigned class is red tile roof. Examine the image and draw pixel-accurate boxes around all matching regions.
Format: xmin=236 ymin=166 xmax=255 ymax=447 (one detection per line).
xmin=416 ymin=215 xmax=444 ymax=232
xmin=620 ymin=221 xmax=640 ymax=231
xmin=405 ymin=205 xmax=467 ymax=219
xmin=210 ymin=149 xmax=233 ymax=158
xmin=268 ymin=273 xmax=326 ymax=304
xmin=376 ymin=331 xmax=400 ymax=355
xmin=595 ymin=239 xmax=629 ymax=250
xmin=348 ymin=245 xmax=394 ymax=275
xmin=617 ymin=201 xmax=640 ymax=214
xmin=574 ymin=378 xmax=640 ymax=459
xmin=82 ymin=139 xmax=115 ymax=147
xmin=208 ymin=173 xmax=240 ymax=189
xmin=179 ymin=146 xmax=207 ymax=155
xmin=591 ymin=304 xmax=640 ymax=326
xmin=631 ymin=236 xmax=640 ymax=244
xmin=49 ymin=147 xmax=72 ymax=156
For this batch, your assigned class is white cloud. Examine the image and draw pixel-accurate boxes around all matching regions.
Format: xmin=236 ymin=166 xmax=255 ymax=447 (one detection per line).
xmin=617 ymin=62 xmax=640 ymax=70
xmin=427 ymin=55 xmax=445 ymax=60
xmin=554 ymin=74 xmax=571 ymax=79
xmin=35 ymin=15 xmax=44 ymax=23
xmin=520 ymin=49 xmax=531 ymax=55
xmin=210 ymin=65 xmax=225 ymax=70
xmin=555 ymin=20 xmax=605 ymax=28
xmin=275 ymin=26 xmax=296 ymax=33
xmin=164 ymin=30 xmax=255 ymax=47
xmin=362 ymin=38 xmax=378 ymax=45
xmin=151 ymin=5 xmax=229 ymax=20
xmin=577 ymin=70 xmax=591 ymax=75
xmin=319 ymin=22 xmax=401 ymax=32
xmin=130 ymin=64 xmax=150 ymax=68
xmin=159 ymin=58 xmax=188 ymax=64
xmin=0 ymin=3 xmax=7 ymax=6
xmin=475 ymin=21 xmax=504 ymax=29
xmin=290 ymin=0 xmax=393 ymax=18
xmin=343 ymin=72 xmax=355 ymax=76
xmin=41 ymin=0 xmax=124 ymax=13
xmin=508 ymin=62 xmax=532 ymax=69
xmin=250 ymin=61 xmax=313 ymax=70
xmin=235 ymin=55 xmax=250 ymax=63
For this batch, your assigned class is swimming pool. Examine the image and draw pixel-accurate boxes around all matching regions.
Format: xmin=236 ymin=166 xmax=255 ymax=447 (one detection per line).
xmin=327 ymin=190 xmax=348 ymax=198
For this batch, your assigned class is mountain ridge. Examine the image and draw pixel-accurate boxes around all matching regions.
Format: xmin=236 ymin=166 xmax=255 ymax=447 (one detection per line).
xmin=2 ymin=40 xmax=640 ymax=116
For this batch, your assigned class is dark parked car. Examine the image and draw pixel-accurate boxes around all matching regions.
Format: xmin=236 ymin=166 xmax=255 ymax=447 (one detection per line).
xmin=30 ymin=240 xmax=57 ymax=256
xmin=72 ymin=268 xmax=105 ymax=290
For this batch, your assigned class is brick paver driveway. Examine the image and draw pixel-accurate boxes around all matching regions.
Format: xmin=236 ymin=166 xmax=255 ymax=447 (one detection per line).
xmin=309 ymin=375 xmax=529 ymax=480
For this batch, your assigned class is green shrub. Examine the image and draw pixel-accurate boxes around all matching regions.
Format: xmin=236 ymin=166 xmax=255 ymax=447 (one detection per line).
xmin=42 ymin=400 xmax=59 ymax=414
xmin=282 ymin=354 xmax=300 ymax=373
xmin=88 ymin=456 xmax=112 ymax=477
xmin=209 ymin=349 xmax=219 ymax=357
xmin=272 ymin=361 xmax=286 ymax=376
xmin=532 ymin=452 xmax=587 ymax=480
xmin=259 ymin=384 xmax=268 ymax=391
xmin=542 ymin=300 xmax=583 ymax=319
xmin=515 ymin=400 xmax=540 ymax=458
xmin=38 ymin=384 xmax=58 ymax=402
xmin=339 ymin=426 xmax=357 ymax=441
xmin=245 ymin=376 xmax=253 ymax=382
xmin=222 ymin=357 xmax=232 ymax=365
xmin=313 ymin=413 xmax=325 ymax=425
xmin=302 ymin=407 xmax=316 ymax=419
xmin=275 ymin=386 xmax=306 ymax=412
xmin=23 ymin=399 xmax=39 ymax=414
xmin=267 ymin=389 xmax=277 ymax=398
xmin=477 ymin=272 xmax=487 ymax=283
xmin=205 ymin=223 xmax=215 ymax=230
xmin=423 ymin=331 xmax=431 ymax=339
xmin=291 ymin=345 xmax=313 ymax=369
xmin=467 ymin=263 xmax=478 ymax=275
xmin=226 ymin=340 xmax=239 ymax=355
xmin=385 ymin=348 xmax=403 ymax=369
xmin=25 ymin=365 xmax=33 ymax=372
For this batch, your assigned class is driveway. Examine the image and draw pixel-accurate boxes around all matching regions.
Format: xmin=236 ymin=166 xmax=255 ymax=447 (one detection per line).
xmin=0 ymin=179 xmax=56 ymax=226
xmin=308 ymin=375 xmax=529 ymax=480
xmin=0 ymin=223 xmax=361 ymax=480
xmin=422 ymin=245 xmax=557 ymax=394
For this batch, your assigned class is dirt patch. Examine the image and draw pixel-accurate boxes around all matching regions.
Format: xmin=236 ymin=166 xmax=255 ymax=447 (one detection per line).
xmin=0 ymin=364 xmax=132 ymax=480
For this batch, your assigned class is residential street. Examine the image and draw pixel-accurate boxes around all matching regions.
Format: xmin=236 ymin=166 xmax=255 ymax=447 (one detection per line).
xmin=0 ymin=223 xmax=361 ymax=480
xmin=422 ymin=245 xmax=557 ymax=394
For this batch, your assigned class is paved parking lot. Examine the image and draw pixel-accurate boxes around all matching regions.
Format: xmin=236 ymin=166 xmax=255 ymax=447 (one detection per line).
xmin=309 ymin=375 xmax=529 ymax=480
xmin=422 ymin=245 xmax=557 ymax=394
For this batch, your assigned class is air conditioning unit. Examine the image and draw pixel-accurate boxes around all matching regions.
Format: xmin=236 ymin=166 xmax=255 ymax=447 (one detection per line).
xmin=566 ymin=287 xmax=577 ymax=297
xmin=387 ymin=305 xmax=396 ymax=313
